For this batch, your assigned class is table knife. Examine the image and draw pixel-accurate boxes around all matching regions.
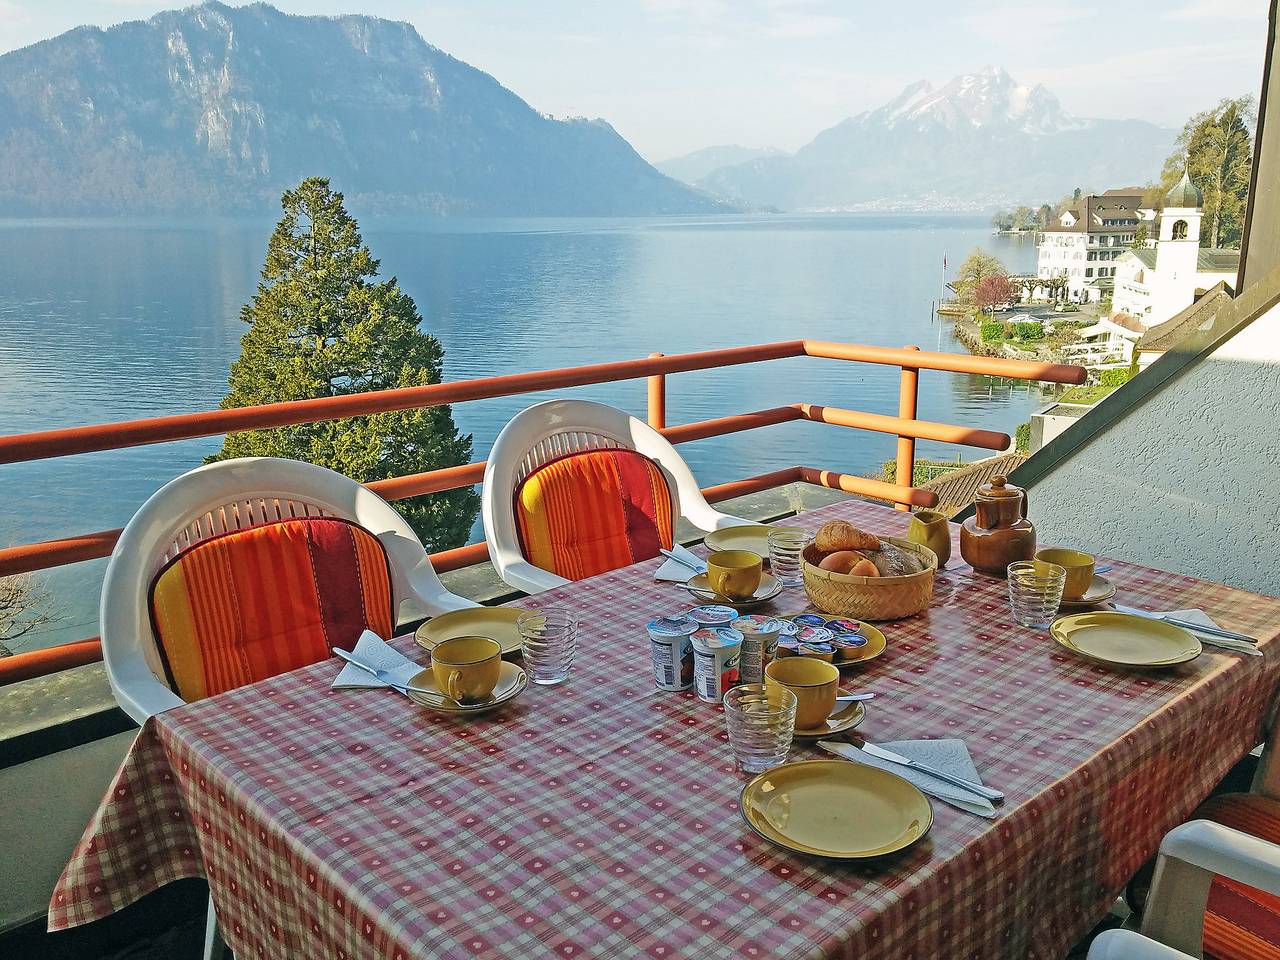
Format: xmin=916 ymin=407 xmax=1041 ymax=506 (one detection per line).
xmin=828 ymin=737 xmax=1005 ymax=803
xmin=1112 ymin=604 xmax=1259 ymax=644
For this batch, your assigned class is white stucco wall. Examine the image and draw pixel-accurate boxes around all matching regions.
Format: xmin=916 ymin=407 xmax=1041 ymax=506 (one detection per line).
xmin=1027 ymin=302 xmax=1280 ymax=597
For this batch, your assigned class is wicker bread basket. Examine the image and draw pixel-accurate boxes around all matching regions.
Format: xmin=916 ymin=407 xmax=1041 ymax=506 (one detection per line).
xmin=801 ymin=536 xmax=937 ymax=620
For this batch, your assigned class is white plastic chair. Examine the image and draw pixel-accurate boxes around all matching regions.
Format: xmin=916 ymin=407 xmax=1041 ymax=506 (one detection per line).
xmin=101 ymin=456 xmax=477 ymax=724
xmin=1088 ymin=820 xmax=1280 ymax=959
xmin=100 ymin=457 xmax=479 ymax=960
xmin=482 ymin=399 xmax=751 ymax=594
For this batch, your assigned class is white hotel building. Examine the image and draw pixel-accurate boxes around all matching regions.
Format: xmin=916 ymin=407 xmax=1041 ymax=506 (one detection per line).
xmin=1035 ymin=189 xmax=1150 ymax=302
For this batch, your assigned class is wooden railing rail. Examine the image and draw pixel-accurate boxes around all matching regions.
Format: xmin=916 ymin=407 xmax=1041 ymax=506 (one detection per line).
xmin=0 ymin=339 xmax=1084 ymax=685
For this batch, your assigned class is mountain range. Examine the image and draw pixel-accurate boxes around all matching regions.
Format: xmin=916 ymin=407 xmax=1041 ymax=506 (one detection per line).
xmin=655 ymin=145 xmax=782 ymax=186
xmin=686 ymin=67 xmax=1177 ymax=211
xmin=0 ymin=2 xmax=728 ymax=216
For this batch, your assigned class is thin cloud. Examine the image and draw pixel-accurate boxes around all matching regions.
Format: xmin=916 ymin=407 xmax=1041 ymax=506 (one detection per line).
xmin=1165 ymin=0 xmax=1263 ymax=20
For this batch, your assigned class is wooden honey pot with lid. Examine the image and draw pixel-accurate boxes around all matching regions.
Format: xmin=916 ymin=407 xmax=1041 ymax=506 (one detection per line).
xmin=959 ymin=475 xmax=1036 ymax=576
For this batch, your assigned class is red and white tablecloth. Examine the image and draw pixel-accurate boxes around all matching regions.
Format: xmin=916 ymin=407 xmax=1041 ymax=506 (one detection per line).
xmin=50 ymin=500 xmax=1280 ymax=959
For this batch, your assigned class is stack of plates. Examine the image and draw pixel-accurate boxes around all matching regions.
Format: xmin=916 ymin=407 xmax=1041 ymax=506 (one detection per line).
xmin=1058 ymin=575 xmax=1118 ymax=609
xmin=1051 ymin=612 xmax=1201 ymax=669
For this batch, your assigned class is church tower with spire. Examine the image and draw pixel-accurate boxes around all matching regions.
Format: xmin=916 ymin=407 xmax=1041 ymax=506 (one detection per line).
xmin=1152 ymin=168 xmax=1204 ymax=322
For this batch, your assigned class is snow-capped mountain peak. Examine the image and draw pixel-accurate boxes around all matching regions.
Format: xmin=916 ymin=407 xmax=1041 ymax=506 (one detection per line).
xmin=859 ymin=68 xmax=1084 ymax=136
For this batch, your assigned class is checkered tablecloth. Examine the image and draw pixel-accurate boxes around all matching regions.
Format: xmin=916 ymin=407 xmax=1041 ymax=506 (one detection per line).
xmin=50 ymin=500 xmax=1280 ymax=959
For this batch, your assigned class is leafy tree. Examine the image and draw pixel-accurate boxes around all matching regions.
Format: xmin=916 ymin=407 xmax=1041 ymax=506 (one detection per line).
xmin=1131 ymin=223 xmax=1149 ymax=249
xmin=1037 ymin=203 xmax=1053 ymax=228
xmin=1010 ymin=205 xmax=1037 ymax=230
xmin=210 ymin=177 xmax=480 ymax=550
xmin=952 ymin=248 xmax=1008 ymax=308
xmin=1072 ymin=187 xmax=1082 ymax=202
xmin=974 ymin=274 xmax=1014 ymax=313
xmin=990 ymin=209 xmax=1014 ymax=231
xmin=1160 ymin=96 xmax=1255 ymax=249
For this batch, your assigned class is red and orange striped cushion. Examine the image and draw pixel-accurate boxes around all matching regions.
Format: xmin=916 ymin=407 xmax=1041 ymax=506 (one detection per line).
xmin=149 ymin=516 xmax=394 ymax=702
xmin=514 ymin=448 xmax=674 ymax=581
xmin=1197 ymin=793 xmax=1280 ymax=960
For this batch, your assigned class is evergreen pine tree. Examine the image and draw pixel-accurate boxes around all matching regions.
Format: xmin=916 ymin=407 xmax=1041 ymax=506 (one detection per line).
xmin=210 ymin=177 xmax=479 ymax=550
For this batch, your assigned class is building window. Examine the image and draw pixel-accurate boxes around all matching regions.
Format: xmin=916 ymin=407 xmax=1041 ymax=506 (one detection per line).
xmin=1172 ymin=220 xmax=1189 ymax=240
xmin=1086 ymin=268 xmax=1094 ymax=278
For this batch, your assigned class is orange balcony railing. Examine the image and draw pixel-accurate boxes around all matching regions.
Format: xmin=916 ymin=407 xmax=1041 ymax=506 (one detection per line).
xmin=0 ymin=339 xmax=1084 ymax=685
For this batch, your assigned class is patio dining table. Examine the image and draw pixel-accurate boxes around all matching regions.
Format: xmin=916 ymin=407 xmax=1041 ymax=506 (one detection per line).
xmin=50 ymin=499 xmax=1280 ymax=959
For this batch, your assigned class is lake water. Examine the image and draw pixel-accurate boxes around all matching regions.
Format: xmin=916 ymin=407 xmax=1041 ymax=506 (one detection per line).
xmin=0 ymin=214 xmax=1041 ymax=649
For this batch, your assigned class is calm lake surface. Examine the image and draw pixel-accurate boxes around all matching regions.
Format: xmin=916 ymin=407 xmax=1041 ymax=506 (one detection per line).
xmin=0 ymin=214 xmax=1040 ymax=648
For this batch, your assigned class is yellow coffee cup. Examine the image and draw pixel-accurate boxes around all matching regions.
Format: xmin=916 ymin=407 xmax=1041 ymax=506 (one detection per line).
xmin=1035 ymin=548 xmax=1095 ymax=601
xmin=431 ymin=636 xmax=502 ymax=703
xmin=705 ymin=550 xmax=763 ymax=601
xmin=765 ymin=656 xmax=840 ymax=730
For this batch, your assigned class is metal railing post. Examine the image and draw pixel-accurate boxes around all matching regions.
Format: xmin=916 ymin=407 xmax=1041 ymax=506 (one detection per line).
xmin=647 ymin=352 xmax=666 ymax=430
xmin=895 ymin=345 xmax=921 ymax=511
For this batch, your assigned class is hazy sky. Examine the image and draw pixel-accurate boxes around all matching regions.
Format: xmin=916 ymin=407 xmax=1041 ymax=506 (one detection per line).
xmin=0 ymin=0 xmax=1268 ymax=160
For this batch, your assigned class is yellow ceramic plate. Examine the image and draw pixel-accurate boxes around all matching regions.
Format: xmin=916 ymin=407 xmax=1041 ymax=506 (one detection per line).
xmin=792 ymin=700 xmax=867 ymax=739
xmin=405 ymin=660 xmax=528 ymax=714
xmin=832 ymin=621 xmax=887 ymax=668
xmin=416 ymin=607 xmax=529 ymax=657
xmin=704 ymin=524 xmax=797 ymax=558
xmin=740 ymin=759 xmax=932 ymax=859
xmin=1057 ymin=575 xmax=1118 ymax=608
xmin=685 ymin=572 xmax=782 ymax=610
xmin=1051 ymin=611 xmax=1201 ymax=668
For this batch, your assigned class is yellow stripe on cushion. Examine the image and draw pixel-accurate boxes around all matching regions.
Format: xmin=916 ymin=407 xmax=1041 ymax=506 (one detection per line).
xmin=149 ymin=561 xmax=208 ymax=702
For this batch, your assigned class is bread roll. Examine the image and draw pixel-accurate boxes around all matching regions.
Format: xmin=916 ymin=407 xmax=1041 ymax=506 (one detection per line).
xmin=850 ymin=558 xmax=880 ymax=577
xmin=817 ymin=549 xmax=867 ymax=574
xmin=813 ymin=520 xmax=880 ymax=553
xmin=862 ymin=543 xmax=925 ymax=577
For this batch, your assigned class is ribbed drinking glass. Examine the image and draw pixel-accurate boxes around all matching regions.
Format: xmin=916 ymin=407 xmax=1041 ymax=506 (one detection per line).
xmin=767 ymin=527 xmax=807 ymax=587
xmin=517 ymin=609 xmax=578 ymax=685
xmin=723 ymin=683 xmax=797 ymax=773
xmin=1007 ymin=560 xmax=1066 ymax=628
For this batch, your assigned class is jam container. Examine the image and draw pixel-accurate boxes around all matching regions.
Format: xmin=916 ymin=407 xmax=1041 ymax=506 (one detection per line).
xmin=690 ymin=627 xmax=743 ymax=703
xmin=647 ymin=616 xmax=698 ymax=691
xmin=791 ymin=614 xmax=828 ymax=628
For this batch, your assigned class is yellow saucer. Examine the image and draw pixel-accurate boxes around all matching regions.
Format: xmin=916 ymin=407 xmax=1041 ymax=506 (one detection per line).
xmin=1058 ymin=575 xmax=1118 ymax=608
xmin=416 ymin=606 xmax=529 ymax=657
xmin=705 ymin=524 xmax=795 ymax=558
xmin=685 ymin=572 xmax=782 ymax=609
xmin=405 ymin=660 xmax=528 ymax=713
xmin=832 ymin=621 xmax=887 ymax=668
xmin=740 ymin=759 xmax=932 ymax=859
xmin=792 ymin=700 xmax=866 ymax=739
xmin=1051 ymin=611 xmax=1201 ymax=669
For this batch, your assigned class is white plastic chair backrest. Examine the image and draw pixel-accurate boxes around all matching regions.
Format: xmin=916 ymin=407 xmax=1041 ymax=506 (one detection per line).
xmin=482 ymin=398 xmax=707 ymax=557
xmin=100 ymin=457 xmax=445 ymax=721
